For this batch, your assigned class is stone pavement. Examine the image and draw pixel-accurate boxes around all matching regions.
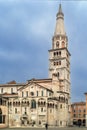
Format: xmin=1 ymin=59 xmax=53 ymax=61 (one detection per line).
xmin=0 ymin=127 xmax=87 ymax=130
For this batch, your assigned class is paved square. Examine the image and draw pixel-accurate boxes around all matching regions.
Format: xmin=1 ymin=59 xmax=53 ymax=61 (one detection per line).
xmin=0 ymin=127 xmax=87 ymax=130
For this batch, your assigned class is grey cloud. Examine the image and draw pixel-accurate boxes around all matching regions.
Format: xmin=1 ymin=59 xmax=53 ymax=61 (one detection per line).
xmin=0 ymin=1 xmax=87 ymax=103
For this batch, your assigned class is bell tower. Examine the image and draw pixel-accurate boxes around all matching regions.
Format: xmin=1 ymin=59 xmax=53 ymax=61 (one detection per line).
xmin=49 ymin=4 xmax=70 ymax=80
xmin=49 ymin=4 xmax=71 ymax=126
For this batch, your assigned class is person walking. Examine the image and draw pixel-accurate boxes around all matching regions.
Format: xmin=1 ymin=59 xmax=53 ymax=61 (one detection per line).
xmin=45 ymin=123 xmax=48 ymax=130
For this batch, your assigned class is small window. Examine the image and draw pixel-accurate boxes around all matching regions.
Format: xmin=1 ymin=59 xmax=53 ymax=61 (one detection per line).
xmin=11 ymin=88 xmax=13 ymax=93
xmin=49 ymin=92 xmax=51 ymax=96
xmin=74 ymin=114 xmax=76 ymax=117
xmin=60 ymin=104 xmax=62 ymax=109
xmin=57 ymin=62 xmax=58 ymax=65
xmin=26 ymin=91 xmax=28 ymax=97
xmin=1 ymin=88 xmax=3 ymax=94
xmin=41 ymin=91 xmax=44 ymax=96
xmin=15 ymin=108 xmax=17 ymax=114
xmin=62 ymin=41 xmax=65 ymax=48
xmin=37 ymin=91 xmax=38 ymax=96
xmin=56 ymin=41 xmax=59 ymax=48
xmin=57 ymin=52 xmax=58 ymax=55
xmin=22 ymin=92 xmax=24 ymax=97
xmin=54 ymin=62 xmax=55 ymax=66
xmin=41 ymin=108 xmax=43 ymax=112
xmin=25 ymin=107 xmax=27 ymax=114
xmin=54 ymin=52 xmax=56 ymax=56
xmin=39 ymin=120 xmax=41 ymax=125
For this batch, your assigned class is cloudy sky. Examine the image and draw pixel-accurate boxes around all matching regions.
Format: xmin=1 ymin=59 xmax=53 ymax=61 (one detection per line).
xmin=0 ymin=0 xmax=87 ymax=102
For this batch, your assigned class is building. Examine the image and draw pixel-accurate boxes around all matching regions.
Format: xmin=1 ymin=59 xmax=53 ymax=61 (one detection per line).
xmin=71 ymin=102 xmax=86 ymax=126
xmin=0 ymin=4 xmax=71 ymax=128
xmin=84 ymin=93 xmax=87 ymax=127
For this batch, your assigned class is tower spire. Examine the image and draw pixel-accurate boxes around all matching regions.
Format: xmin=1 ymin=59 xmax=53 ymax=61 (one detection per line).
xmin=54 ymin=4 xmax=66 ymax=36
xmin=57 ymin=4 xmax=64 ymax=17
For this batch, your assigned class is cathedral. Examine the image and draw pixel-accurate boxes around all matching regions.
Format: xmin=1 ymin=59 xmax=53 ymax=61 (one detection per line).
xmin=0 ymin=4 xmax=71 ymax=128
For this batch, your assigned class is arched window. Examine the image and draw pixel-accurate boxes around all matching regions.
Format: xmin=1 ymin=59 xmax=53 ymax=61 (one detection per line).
xmin=16 ymin=102 xmax=17 ymax=106
xmin=44 ymin=101 xmax=46 ymax=106
xmin=38 ymin=101 xmax=40 ymax=106
xmin=31 ymin=100 xmax=36 ymax=109
xmin=54 ymin=62 xmax=55 ymax=66
xmin=59 ymin=51 xmax=61 ymax=56
xmin=27 ymin=101 xmax=29 ymax=106
xmin=18 ymin=101 xmax=20 ymax=106
xmin=62 ymin=41 xmax=65 ymax=48
xmin=59 ymin=61 xmax=61 ymax=65
xmin=57 ymin=62 xmax=58 ymax=65
xmin=41 ymin=101 xmax=43 ymax=105
xmin=56 ymin=41 xmax=59 ymax=48
xmin=13 ymin=102 xmax=16 ymax=106
xmin=30 ymin=92 xmax=34 ymax=96
xmin=39 ymin=120 xmax=41 ymax=125
xmin=57 ymin=52 xmax=58 ymax=56
xmin=54 ymin=52 xmax=56 ymax=56
xmin=50 ymin=103 xmax=52 ymax=107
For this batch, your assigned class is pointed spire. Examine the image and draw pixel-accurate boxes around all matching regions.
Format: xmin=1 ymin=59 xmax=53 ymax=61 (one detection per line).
xmin=54 ymin=4 xmax=66 ymax=36
xmin=59 ymin=4 xmax=63 ymax=14
xmin=56 ymin=4 xmax=64 ymax=20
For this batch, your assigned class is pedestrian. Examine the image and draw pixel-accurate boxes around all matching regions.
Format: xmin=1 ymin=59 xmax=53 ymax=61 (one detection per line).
xmin=45 ymin=123 xmax=48 ymax=130
xmin=78 ymin=120 xmax=81 ymax=127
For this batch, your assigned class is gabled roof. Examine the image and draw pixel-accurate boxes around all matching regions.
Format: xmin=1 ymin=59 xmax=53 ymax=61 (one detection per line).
xmin=18 ymin=79 xmax=53 ymax=92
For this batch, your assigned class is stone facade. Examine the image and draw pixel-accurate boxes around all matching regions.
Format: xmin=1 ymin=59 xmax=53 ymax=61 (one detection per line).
xmin=0 ymin=4 xmax=71 ymax=128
